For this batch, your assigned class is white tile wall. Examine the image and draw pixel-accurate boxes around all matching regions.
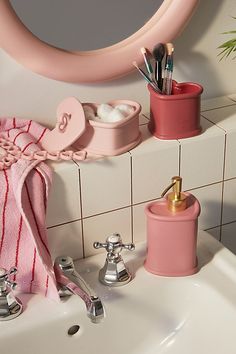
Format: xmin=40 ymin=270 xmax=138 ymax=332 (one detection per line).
xmin=131 ymin=125 xmax=179 ymax=204
xmin=202 ymin=105 xmax=236 ymax=181
xmin=132 ymin=202 xmax=149 ymax=244
xmin=139 ymin=114 xmax=149 ymax=125
xmin=222 ymin=178 xmax=236 ymax=225
xmin=228 ymin=94 xmax=236 ymax=103
xmin=188 ymin=183 xmax=223 ymax=230
xmin=205 ymin=226 xmax=221 ymax=241
xmin=224 ymin=132 xmax=236 ymax=180
xmin=46 ymin=161 xmax=81 ymax=227
xmin=46 ymin=96 xmax=236 ymax=260
xmin=202 ymin=105 xmax=236 ymax=131
xmin=78 ymin=153 xmax=131 ymax=218
xmin=221 ymin=222 xmax=236 ymax=254
xmin=82 ymin=207 xmax=132 ymax=257
xmin=201 ymin=96 xmax=234 ymax=112
xmin=179 ymin=118 xmax=225 ymax=190
xmin=47 ymin=220 xmax=83 ymax=261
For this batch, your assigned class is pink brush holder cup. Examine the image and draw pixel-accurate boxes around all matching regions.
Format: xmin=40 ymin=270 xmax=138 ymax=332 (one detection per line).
xmin=148 ymin=81 xmax=203 ymax=140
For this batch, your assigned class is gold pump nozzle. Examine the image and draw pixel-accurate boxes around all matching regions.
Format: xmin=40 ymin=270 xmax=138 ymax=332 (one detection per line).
xmin=161 ymin=176 xmax=187 ymax=213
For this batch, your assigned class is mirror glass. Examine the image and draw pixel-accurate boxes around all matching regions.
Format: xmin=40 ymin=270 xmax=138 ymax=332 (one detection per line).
xmin=10 ymin=0 xmax=164 ymax=51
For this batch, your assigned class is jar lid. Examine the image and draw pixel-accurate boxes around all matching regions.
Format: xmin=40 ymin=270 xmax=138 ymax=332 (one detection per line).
xmin=41 ymin=97 xmax=86 ymax=152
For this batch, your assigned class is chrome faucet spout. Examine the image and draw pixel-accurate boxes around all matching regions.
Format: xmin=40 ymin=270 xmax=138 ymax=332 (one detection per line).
xmin=54 ymin=256 xmax=104 ymax=324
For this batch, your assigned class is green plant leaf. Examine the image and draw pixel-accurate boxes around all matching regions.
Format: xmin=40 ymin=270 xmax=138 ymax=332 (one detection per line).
xmin=218 ymin=39 xmax=236 ymax=48
xmin=218 ymin=15 xmax=236 ymax=60
xmin=218 ymin=45 xmax=236 ymax=60
xmin=222 ymin=30 xmax=236 ymax=34
xmin=226 ymin=46 xmax=235 ymax=57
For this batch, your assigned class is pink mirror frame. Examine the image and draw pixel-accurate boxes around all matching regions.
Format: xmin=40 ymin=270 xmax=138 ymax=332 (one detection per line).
xmin=0 ymin=0 xmax=199 ymax=83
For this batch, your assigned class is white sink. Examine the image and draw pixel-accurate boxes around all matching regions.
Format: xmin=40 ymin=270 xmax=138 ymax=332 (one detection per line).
xmin=1 ymin=231 xmax=236 ymax=354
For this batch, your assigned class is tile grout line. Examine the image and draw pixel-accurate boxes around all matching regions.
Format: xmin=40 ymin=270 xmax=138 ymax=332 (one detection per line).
xmin=219 ymin=133 xmax=227 ymax=242
xmin=205 ymin=220 xmax=236 ymax=231
xmin=47 ymin=218 xmax=236 ymax=234
xmin=224 ymin=176 xmax=236 ymax=183
xmin=185 ymin=180 xmax=224 ymax=192
xmin=47 ymin=219 xmax=81 ymax=229
xmin=48 ymin=156 xmax=236 ymax=231
xmin=227 ymin=96 xmax=236 ymax=104
xmin=51 ymin=178 xmax=223 ymax=225
xmin=78 ymin=167 xmax=86 ymax=259
xmin=201 ymin=102 xmax=236 ymax=113
xmin=200 ymin=114 xmax=227 ymax=134
xmin=83 ymin=205 xmax=132 ymax=220
xmin=204 ymin=225 xmax=221 ymax=231
xmin=48 ymin=177 xmax=233 ymax=229
xmin=219 ymin=220 xmax=236 ymax=228
xmin=142 ymin=113 xmax=150 ymax=120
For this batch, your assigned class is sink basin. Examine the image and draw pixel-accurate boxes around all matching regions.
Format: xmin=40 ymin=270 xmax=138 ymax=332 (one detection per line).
xmin=1 ymin=231 xmax=236 ymax=354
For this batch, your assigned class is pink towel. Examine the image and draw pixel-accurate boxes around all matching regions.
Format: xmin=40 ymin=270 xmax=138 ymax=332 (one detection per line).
xmin=0 ymin=117 xmax=59 ymax=300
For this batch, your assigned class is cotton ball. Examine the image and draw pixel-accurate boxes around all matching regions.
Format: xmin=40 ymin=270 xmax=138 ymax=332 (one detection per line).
xmin=97 ymin=104 xmax=113 ymax=121
xmin=115 ymin=104 xmax=134 ymax=117
xmin=107 ymin=108 xmax=125 ymax=122
xmin=83 ymin=105 xmax=96 ymax=121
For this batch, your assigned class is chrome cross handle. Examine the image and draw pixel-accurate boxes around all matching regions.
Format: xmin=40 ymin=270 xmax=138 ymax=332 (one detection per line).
xmin=0 ymin=267 xmax=17 ymax=292
xmin=93 ymin=233 xmax=135 ymax=287
xmin=94 ymin=233 xmax=135 ymax=257
xmin=0 ymin=266 xmax=23 ymax=321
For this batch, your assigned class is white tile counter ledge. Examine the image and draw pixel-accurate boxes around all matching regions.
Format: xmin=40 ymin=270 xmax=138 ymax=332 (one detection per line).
xmin=46 ymin=96 xmax=236 ymax=260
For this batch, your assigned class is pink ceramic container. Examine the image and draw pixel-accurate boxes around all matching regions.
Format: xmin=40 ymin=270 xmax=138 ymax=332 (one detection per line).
xmin=148 ymin=81 xmax=203 ymax=140
xmin=73 ymin=100 xmax=141 ymax=156
xmin=144 ymin=192 xmax=201 ymax=277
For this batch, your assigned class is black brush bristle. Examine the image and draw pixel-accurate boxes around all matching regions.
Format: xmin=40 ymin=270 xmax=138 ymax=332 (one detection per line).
xmin=152 ymin=43 xmax=166 ymax=89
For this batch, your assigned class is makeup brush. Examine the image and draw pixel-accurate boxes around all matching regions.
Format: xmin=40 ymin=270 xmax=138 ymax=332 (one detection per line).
xmin=162 ymin=43 xmax=174 ymax=95
xmin=152 ymin=43 xmax=166 ymax=90
xmin=132 ymin=61 xmax=161 ymax=93
xmin=140 ymin=47 xmax=156 ymax=83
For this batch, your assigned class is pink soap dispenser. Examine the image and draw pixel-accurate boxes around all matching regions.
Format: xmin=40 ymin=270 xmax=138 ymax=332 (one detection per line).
xmin=144 ymin=176 xmax=201 ymax=277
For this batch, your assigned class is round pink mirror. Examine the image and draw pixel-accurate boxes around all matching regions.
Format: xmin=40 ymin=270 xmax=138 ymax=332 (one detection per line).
xmin=0 ymin=0 xmax=199 ymax=83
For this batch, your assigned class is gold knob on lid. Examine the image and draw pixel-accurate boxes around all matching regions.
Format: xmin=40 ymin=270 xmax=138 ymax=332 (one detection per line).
xmin=161 ymin=176 xmax=187 ymax=213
